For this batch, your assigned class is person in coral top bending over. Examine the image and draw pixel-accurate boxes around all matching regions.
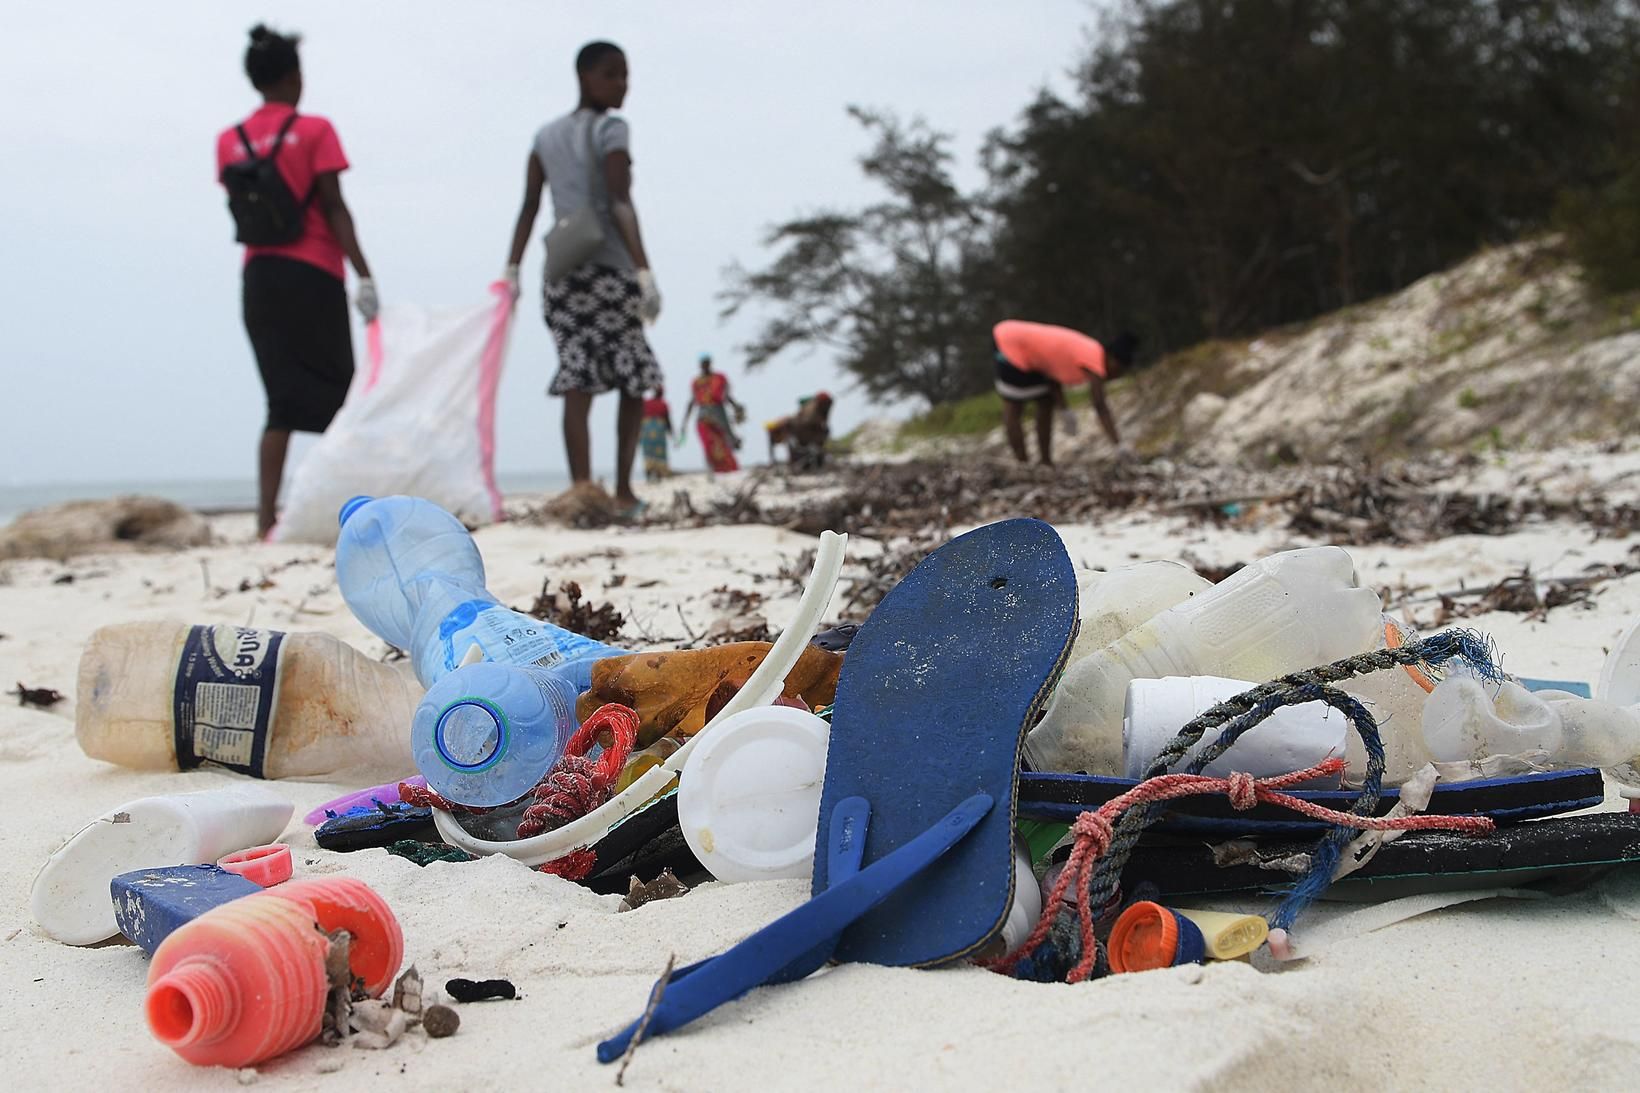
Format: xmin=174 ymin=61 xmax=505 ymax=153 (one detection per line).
xmin=991 ymin=320 xmax=1137 ymax=466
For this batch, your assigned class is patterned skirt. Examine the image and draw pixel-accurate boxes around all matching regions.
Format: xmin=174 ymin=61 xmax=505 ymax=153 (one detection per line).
xmin=544 ymin=264 xmax=663 ymax=399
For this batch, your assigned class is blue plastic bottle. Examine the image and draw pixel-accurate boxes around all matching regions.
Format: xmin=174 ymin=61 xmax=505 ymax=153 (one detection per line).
xmin=335 ymin=495 xmax=626 ymax=691
xmin=410 ymin=661 xmax=580 ymax=806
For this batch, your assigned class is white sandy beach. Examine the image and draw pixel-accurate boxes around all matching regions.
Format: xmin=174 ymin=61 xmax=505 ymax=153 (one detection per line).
xmin=5 ymin=456 xmax=1640 ymax=1091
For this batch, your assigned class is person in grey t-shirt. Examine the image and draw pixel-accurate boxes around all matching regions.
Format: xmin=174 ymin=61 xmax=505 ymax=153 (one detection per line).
xmin=502 ymin=41 xmax=664 ymax=520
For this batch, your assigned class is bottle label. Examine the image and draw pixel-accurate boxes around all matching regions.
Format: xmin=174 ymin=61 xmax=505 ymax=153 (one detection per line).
xmin=172 ymin=625 xmax=285 ymax=777
xmin=438 ymin=601 xmax=616 ymax=674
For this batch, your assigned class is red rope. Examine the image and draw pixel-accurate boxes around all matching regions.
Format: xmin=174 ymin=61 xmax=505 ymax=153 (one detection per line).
xmin=536 ymin=848 xmax=598 ymax=880
xmin=517 ymin=704 xmax=638 ymax=836
xmin=985 ymin=757 xmax=1494 ymax=983
xmin=397 ymin=703 xmax=639 ymax=877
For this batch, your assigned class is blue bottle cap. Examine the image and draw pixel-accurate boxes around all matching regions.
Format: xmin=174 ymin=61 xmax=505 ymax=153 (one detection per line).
xmin=338 ymin=495 xmax=376 ymax=528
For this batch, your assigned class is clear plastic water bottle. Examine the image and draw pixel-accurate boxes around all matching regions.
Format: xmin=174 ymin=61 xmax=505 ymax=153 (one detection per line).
xmin=335 ymin=495 xmax=626 ymax=690
xmin=411 ymin=661 xmax=580 ymax=806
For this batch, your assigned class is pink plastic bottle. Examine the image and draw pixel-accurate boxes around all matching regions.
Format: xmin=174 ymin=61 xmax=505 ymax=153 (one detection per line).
xmin=144 ymin=877 xmax=403 ymax=1068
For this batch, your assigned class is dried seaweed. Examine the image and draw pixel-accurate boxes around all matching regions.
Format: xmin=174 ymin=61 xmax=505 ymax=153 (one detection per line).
xmin=657 ymin=453 xmax=1638 ymax=549
xmin=518 ymin=579 xmax=626 ymax=643
xmin=10 ymin=683 xmax=64 ymax=709
xmin=618 ymin=868 xmax=691 ymax=912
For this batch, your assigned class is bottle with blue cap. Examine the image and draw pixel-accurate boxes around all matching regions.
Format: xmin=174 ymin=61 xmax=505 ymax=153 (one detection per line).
xmin=335 ymin=495 xmax=628 ymax=806
xmin=411 ymin=661 xmax=582 ymax=806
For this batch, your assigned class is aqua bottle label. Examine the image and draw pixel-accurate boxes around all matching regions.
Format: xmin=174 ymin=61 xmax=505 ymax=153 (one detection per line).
xmin=173 ymin=625 xmax=285 ymax=777
xmin=437 ymin=601 xmax=614 ymax=674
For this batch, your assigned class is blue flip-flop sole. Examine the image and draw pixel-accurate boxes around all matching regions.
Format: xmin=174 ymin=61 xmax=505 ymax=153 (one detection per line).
xmin=593 ymin=519 xmax=1076 ymax=1061
xmin=816 ymin=517 xmax=1077 ymax=967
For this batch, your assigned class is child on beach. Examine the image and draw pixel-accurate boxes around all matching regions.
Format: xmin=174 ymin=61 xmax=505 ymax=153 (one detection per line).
xmin=216 ymin=25 xmax=377 ymax=538
xmin=991 ymin=321 xmax=1136 ymax=466
xmin=502 ymin=41 xmax=663 ymax=520
xmin=639 ymin=386 xmax=674 ymax=481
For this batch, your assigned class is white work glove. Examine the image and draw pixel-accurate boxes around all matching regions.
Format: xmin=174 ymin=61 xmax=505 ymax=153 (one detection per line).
xmin=1059 ymin=408 xmax=1080 ymax=437
xmin=637 ymin=268 xmax=662 ymax=324
xmin=502 ymin=263 xmax=521 ymax=302
xmin=355 ymin=278 xmax=380 ymax=323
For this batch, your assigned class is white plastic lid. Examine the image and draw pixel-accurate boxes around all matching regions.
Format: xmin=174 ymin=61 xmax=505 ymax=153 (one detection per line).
xmin=678 ymin=705 xmax=830 ymax=883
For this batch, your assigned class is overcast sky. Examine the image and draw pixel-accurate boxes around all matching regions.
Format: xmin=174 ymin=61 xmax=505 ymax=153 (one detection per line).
xmin=0 ymin=1 xmax=1095 ymax=487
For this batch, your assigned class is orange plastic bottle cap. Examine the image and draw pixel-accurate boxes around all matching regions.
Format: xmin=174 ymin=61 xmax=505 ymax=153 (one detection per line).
xmin=1108 ymin=901 xmax=1206 ymax=973
xmin=217 ymin=844 xmax=293 ymax=888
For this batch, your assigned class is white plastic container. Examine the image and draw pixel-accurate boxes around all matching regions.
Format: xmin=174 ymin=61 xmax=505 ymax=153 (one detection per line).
xmin=1071 ymin=561 xmax=1212 ymax=666
xmin=1122 ymin=675 xmax=1346 ymax=782
xmin=31 ymin=785 xmax=293 ymax=945
xmin=1423 ymin=669 xmax=1640 ymax=784
xmin=1028 ymin=546 xmax=1382 ymax=775
xmin=76 ymin=622 xmax=422 ymax=781
xmin=678 ymin=705 xmax=831 ymax=883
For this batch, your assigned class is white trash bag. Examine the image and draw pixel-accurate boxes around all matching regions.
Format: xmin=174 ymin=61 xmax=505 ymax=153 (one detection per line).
xmin=273 ymin=285 xmax=514 ymax=544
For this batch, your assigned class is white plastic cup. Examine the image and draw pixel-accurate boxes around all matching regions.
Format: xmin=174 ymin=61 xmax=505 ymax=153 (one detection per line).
xmin=1123 ymin=675 xmax=1346 ymax=781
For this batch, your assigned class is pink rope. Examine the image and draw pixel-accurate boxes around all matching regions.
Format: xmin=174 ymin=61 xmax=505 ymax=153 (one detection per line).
xmin=363 ymin=316 xmax=384 ymax=392
xmin=475 ymin=282 xmax=514 ymax=522
xmin=986 ymin=757 xmax=1495 ymax=983
xmin=516 ymin=704 xmax=637 ymax=837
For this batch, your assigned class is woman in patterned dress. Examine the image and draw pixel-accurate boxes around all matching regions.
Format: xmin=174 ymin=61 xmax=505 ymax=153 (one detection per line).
xmin=501 ymin=41 xmax=663 ymax=517
xmin=678 ymin=354 xmax=746 ymax=474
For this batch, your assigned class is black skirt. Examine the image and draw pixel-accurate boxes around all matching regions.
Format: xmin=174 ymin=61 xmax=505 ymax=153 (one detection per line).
xmin=242 ymin=256 xmax=355 ymax=432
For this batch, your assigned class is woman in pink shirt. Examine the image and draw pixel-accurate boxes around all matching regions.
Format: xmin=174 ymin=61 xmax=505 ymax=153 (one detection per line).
xmin=991 ymin=321 xmax=1136 ymax=466
xmin=216 ymin=25 xmax=377 ymax=538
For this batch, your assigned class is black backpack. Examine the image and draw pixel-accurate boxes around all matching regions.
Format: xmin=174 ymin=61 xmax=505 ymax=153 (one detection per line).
xmin=220 ymin=112 xmax=311 ymax=246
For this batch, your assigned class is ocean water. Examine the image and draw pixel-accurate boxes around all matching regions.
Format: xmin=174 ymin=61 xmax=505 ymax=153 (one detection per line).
xmin=0 ymin=471 xmax=573 ymax=527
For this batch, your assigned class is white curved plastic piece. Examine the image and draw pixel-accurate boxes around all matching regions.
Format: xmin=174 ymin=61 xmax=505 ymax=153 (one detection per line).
xmin=434 ymin=529 xmax=848 ymax=865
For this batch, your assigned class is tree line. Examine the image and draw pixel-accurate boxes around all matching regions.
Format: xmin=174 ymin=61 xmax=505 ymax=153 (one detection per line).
xmin=724 ymin=0 xmax=1640 ymax=406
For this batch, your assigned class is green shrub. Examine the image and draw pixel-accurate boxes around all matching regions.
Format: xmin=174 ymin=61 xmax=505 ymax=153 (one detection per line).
xmin=1558 ymin=165 xmax=1640 ymax=293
